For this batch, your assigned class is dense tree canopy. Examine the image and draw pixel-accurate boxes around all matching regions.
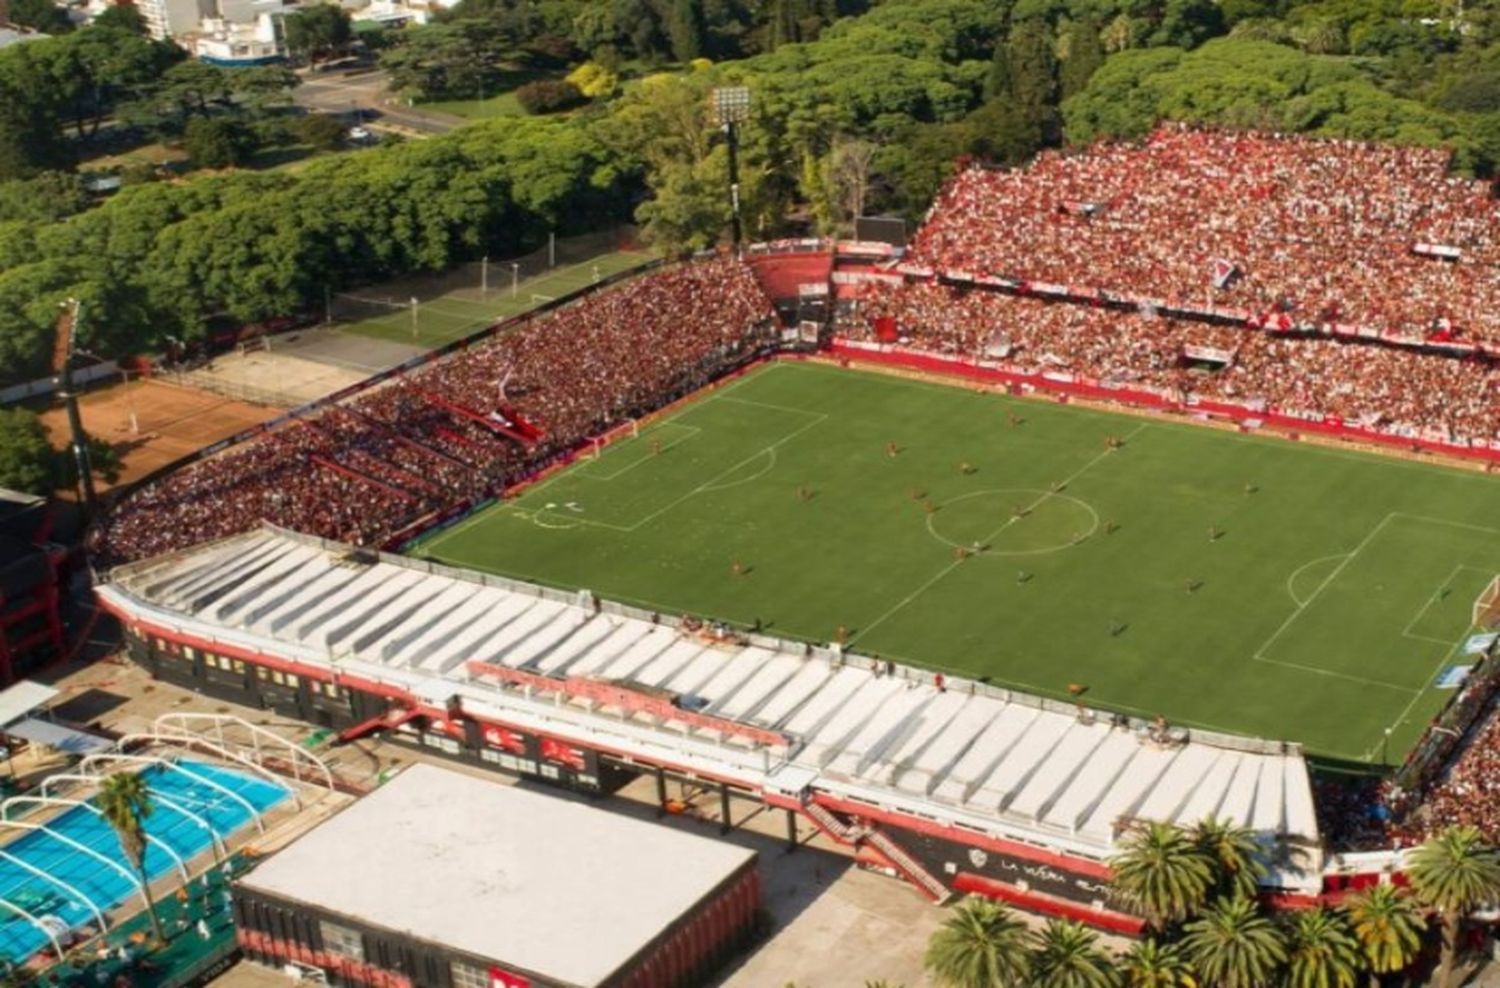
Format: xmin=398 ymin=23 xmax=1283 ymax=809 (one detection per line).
xmin=0 ymin=0 xmax=1497 ymax=388
xmin=0 ymin=115 xmax=627 ymax=385
xmin=0 ymin=408 xmax=54 ymax=496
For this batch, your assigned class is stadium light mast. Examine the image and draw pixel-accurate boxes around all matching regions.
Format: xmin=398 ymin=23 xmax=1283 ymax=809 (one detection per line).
xmin=712 ymin=86 xmax=752 ymax=253
xmin=53 ymin=299 xmax=98 ymax=519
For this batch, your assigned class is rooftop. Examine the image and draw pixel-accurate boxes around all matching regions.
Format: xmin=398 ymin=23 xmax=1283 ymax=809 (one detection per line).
xmin=99 ymin=526 xmax=1321 ymax=872
xmin=235 ymin=763 xmax=755 ymax=986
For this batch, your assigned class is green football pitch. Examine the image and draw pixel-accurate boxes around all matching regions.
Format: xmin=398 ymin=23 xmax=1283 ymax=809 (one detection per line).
xmin=338 ymin=251 xmax=649 ymax=349
xmin=411 ymin=360 xmax=1500 ymax=763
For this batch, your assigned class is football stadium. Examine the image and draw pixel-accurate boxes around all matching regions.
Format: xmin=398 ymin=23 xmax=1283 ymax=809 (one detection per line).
xmin=91 ymin=127 xmax=1500 ymax=931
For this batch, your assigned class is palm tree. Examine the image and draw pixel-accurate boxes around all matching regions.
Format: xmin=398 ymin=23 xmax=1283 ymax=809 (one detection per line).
xmin=97 ymin=771 xmax=165 ymax=941
xmin=923 ymin=896 xmax=1031 ymax=988
xmin=1341 ymin=883 xmax=1425 ymax=988
xmin=1110 ymin=821 xmax=1215 ymax=930
xmin=1181 ymin=896 xmax=1287 ymax=988
xmin=1405 ymin=825 xmax=1500 ymax=988
xmin=1118 ymin=938 xmax=1195 ymax=988
xmin=1283 ymin=907 xmax=1362 ymax=988
xmin=1192 ymin=818 xmax=1267 ymax=899
xmin=1028 ymin=918 xmax=1119 ymax=988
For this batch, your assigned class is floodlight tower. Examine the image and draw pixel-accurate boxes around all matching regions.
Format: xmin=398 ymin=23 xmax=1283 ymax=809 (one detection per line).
xmin=53 ymin=299 xmax=98 ymax=519
xmin=711 ymin=86 xmax=752 ymax=252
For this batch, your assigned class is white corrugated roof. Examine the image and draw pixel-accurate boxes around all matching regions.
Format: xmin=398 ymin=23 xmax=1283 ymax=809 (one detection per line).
xmin=100 ymin=528 xmax=1321 ymax=866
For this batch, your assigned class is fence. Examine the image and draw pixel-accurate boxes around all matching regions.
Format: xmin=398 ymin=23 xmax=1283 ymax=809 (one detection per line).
xmin=158 ymin=372 xmax=307 ymax=410
xmin=326 ymin=226 xmax=641 ymax=321
xmin=0 ymin=361 xmax=121 ymax=406
xmin=1393 ymin=639 xmax=1500 ymax=796
xmin=110 ymin=253 xmax=667 ymax=504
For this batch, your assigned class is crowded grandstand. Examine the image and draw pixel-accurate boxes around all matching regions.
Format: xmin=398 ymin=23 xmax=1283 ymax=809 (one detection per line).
xmin=94 ymin=125 xmax=1500 ymax=872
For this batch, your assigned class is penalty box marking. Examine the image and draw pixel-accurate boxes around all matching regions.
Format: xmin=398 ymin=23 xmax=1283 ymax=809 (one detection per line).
xmin=1254 ymin=512 xmax=1500 ymax=693
xmin=513 ymin=390 xmax=828 ymax=534
xmin=577 ymin=422 xmax=703 ymax=481
xmin=1401 ymin=563 xmax=1495 ymax=646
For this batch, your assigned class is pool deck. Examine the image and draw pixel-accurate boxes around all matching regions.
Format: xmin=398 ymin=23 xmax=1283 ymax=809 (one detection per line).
xmin=31 ymin=649 xmax=955 ymax=987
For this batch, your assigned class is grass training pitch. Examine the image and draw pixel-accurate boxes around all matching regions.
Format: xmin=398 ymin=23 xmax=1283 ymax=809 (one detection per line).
xmin=339 ymin=251 xmax=649 ymax=349
xmin=413 ymin=361 xmax=1500 ymax=763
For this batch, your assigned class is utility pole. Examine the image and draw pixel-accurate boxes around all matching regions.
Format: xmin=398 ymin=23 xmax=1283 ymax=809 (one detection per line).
xmin=712 ymin=87 xmax=752 ymax=253
xmin=53 ymin=300 xmax=98 ymax=519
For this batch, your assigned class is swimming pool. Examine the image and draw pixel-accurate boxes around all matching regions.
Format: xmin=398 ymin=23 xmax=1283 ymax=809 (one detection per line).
xmin=0 ymin=758 xmax=290 ymax=964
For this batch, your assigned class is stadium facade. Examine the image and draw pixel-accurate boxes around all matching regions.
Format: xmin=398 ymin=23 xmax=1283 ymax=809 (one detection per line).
xmin=100 ymin=525 xmax=1325 ymax=932
xmin=232 ymin=763 xmax=760 ymax=988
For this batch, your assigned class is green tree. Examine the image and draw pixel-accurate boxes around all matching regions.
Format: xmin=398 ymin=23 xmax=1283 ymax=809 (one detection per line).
xmin=1406 ymin=826 xmax=1500 ymax=988
xmin=0 ymin=408 xmax=54 ymax=495
xmin=1119 ymin=938 xmax=1195 ymax=988
xmin=635 ymin=156 xmax=729 ymax=253
xmin=227 ymin=64 xmax=300 ymax=113
xmin=379 ymin=21 xmax=500 ymax=100
xmin=1341 ymin=884 xmax=1425 ymax=987
xmin=295 ymin=112 xmax=349 ymax=151
xmin=0 ymin=51 xmax=72 ymax=179
xmin=0 ymin=172 xmax=88 ymax=223
xmin=1028 ymin=918 xmax=1119 ymax=988
xmin=98 ymin=772 xmax=166 ymax=941
xmin=152 ymin=59 xmax=234 ymax=118
xmin=7 ymin=0 xmax=73 ymax=34
xmin=92 ymin=5 xmax=147 ymax=33
xmin=1109 ymin=822 xmax=1214 ymax=931
xmin=923 ymin=896 xmax=1031 ymax=988
xmin=44 ymin=27 xmax=184 ymax=139
xmin=1192 ymin=818 xmax=1267 ymax=899
xmin=665 ymin=0 xmax=704 ymax=61
xmin=183 ymin=116 xmax=257 ymax=168
xmin=983 ymin=31 xmax=1011 ymax=101
xmin=1060 ymin=18 xmax=1105 ymax=99
xmin=1181 ymin=896 xmax=1287 ymax=988
xmin=283 ymin=3 xmax=353 ymax=66
xmin=1283 ymin=907 xmax=1362 ymax=988
xmin=1005 ymin=18 xmax=1057 ymax=122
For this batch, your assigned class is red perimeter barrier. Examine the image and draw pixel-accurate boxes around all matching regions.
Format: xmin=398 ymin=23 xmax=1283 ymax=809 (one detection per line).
xmin=828 ymin=340 xmax=1500 ymax=467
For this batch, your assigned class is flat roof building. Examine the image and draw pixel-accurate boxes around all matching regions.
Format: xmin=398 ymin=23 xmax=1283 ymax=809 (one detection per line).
xmin=232 ymin=763 xmax=761 ymax=988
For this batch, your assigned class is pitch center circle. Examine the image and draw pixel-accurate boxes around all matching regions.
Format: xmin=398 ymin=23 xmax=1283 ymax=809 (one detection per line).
xmin=926 ymin=488 xmax=1100 ymax=556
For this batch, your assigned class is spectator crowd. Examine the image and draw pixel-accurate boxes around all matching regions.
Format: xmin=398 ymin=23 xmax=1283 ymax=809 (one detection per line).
xmin=1389 ymin=704 xmax=1500 ymax=846
xmin=841 ymin=279 xmax=1500 ymax=446
xmin=96 ymin=258 xmax=776 ymax=564
xmin=910 ymin=126 xmax=1500 ymax=346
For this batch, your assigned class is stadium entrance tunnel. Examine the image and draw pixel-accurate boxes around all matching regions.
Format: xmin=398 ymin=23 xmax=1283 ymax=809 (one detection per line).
xmin=927 ymin=489 xmax=1099 ymax=556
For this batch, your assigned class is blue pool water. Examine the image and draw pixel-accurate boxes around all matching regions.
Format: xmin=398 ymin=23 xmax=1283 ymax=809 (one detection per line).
xmin=0 ymin=759 xmax=290 ymax=964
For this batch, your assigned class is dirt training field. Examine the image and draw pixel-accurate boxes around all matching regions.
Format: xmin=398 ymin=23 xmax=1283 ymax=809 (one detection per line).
xmin=38 ymin=377 xmax=277 ymax=490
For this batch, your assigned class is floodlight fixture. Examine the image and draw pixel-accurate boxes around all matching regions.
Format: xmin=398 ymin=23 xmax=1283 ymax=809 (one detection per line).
xmin=712 ymin=86 xmax=752 ymax=125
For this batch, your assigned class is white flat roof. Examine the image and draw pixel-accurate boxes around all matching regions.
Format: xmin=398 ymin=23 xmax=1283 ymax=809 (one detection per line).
xmin=101 ymin=527 xmax=1322 ymax=867
xmin=237 ymin=764 xmax=754 ymax=987
xmin=4 ymin=718 xmax=112 ymax=755
xmin=0 ymin=681 xmax=59 ymax=729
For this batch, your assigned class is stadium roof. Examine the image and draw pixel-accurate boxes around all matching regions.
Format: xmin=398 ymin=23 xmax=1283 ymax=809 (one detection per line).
xmin=99 ymin=526 xmax=1320 ymax=867
xmin=236 ymin=763 xmax=755 ymax=986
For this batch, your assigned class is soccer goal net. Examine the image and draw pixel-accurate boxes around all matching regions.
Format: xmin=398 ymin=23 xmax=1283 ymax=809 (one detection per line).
xmin=1474 ymin=576 xmax=1500 ymax=629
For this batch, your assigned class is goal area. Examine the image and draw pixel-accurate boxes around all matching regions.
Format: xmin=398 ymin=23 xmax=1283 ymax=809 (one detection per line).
xmin=1475 ymin=576 xmax=1500 ymax=629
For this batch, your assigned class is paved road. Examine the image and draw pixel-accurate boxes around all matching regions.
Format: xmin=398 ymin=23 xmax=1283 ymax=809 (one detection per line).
xmin=293 ymin=66 xmax=466 ymax=136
